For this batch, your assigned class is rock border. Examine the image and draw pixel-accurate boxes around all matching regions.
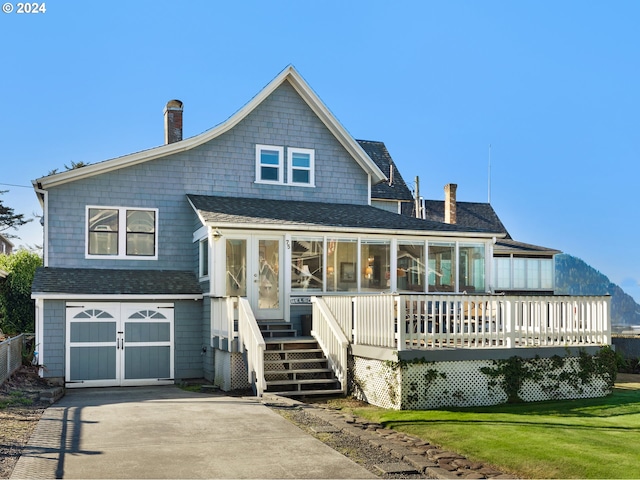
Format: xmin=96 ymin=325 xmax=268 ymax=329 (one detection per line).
xmin=263 ymin=393 xmax=517 ymax=479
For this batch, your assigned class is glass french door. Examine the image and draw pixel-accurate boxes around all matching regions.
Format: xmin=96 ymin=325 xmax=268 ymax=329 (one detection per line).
xmin=225 ymin=236 xmax=283 ymax=320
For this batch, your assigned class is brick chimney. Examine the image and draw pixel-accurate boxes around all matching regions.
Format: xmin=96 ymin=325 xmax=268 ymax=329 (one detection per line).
xmin=164 ymin=100 xmax=183 ymax=144
xmin=444 ymin=183 xmax=457 ymax=224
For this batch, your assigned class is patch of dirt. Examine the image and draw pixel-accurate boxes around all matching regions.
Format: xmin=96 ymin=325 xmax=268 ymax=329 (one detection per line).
xmin=0 ymin=366 xmax=57 ymax=479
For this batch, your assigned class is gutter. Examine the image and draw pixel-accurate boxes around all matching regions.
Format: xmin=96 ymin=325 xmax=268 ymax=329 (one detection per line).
xmin=33 ymin=186 xmax=48 ymax=267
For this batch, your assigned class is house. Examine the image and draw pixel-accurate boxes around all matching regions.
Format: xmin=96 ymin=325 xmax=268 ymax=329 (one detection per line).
xmin=366 ymin=148 xmax=561 ymax=295
xmin=31 ymin=66 xmax=610 ymax=407
xmin=0 ymin=233 xmax=14 ymax=256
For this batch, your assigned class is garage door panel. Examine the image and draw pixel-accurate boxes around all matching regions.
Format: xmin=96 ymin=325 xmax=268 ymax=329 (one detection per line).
xmin=69 ymin=346 xmax=117 ymax=381
xmin=70 ymin=322 xmax=117 ymax=343
xmin=124 ymin=346 xmax=171 ymax=380
xmin=125 ymin=322 xmax=170 ymax=342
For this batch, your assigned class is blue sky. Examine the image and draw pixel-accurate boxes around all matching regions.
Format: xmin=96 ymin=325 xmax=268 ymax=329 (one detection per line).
xmin=1 ymin=1 xmax=639 ymax=302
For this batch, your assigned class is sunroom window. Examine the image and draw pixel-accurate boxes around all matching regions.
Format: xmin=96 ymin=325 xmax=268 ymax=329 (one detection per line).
xmin=397 ymin=242 xmax=426 ymax=292
xmin=326 ymin=238 xmax=357 ymax=292
xmin=361 ymin=240 xmax=391 ymax=292
xmin=291 ymin=238 xmax=323 ymax=290
xmin=429 ymin=243 xmax=455 ymax=292
xmin=458 ymin=244 xmax=485 ymax=292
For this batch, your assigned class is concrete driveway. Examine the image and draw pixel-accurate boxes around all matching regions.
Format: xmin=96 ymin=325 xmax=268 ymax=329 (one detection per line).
xmin=11 ymin=386 xmax=375 ymax=479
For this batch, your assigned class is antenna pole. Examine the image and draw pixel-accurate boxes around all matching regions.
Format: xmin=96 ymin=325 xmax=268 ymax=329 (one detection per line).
xmin=414 ymin=176 xmax=420 ymax=218
xmin=488 ymin=144 xmax=492 ymax=204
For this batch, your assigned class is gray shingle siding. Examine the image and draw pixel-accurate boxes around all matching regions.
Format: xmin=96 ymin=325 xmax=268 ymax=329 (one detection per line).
xmin=201 ymin=296 xmax=213 ymax=381
xmin=174 ymin=300 xmax=204 ymax=380
xmin=46 ymin=81 xmax=368 ymax=270
xmin=41 ymin=300 xmax=65 ymax=379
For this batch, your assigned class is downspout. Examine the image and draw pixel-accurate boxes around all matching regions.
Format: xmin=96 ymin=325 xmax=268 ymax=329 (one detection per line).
xmin=34 ymin=186 xmax=48 ymax=267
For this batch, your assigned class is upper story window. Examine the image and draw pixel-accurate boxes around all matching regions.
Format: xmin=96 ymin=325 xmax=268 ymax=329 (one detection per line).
xmin=288 ymin=148 xmax=315 ymax=186
xmin=256 ymin=145 xmax=284 ymax=184
xmin=255 ymin=144 xmax=314 ymax=186
xmin=87 ymin=206 xmax=158 ymax=260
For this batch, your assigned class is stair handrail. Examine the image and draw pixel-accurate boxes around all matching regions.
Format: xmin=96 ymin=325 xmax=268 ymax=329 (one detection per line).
xmin=311 ymin=296 xmax=349 ymax=394
xmin=237 ymin=297 xmax=266 ymax=396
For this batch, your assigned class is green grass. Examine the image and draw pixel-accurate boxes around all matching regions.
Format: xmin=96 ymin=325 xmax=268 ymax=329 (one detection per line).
xmin=0 ymin=391 xmax=34 ymax=408
xmin=339 ymin=389 xmax=640 ymax=479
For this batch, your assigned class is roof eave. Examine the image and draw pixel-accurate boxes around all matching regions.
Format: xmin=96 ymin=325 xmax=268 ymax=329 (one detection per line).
xmin=200 ymin=220 xmax=504 ymax=239
xmin=32 ymin=293 xmax=204 ymax=300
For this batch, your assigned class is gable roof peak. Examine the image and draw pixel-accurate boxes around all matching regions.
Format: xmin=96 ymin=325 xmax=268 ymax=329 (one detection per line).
xmin=34 ymin=66 xmax=386 ymax=189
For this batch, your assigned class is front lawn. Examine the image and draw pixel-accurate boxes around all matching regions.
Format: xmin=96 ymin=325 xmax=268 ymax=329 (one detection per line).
xmin=338 ymin=380 xmax=640 ymax=479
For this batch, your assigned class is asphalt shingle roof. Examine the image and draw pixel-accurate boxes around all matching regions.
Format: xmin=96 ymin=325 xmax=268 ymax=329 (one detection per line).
xmin=422 ymin=199 xmax=559 ymax=255
xmin=31 ymin=268 xmax=203 ymax=295
xmin=357 ymin=140 xmax=414 ymax=202
xmin=187 ymin=194 xmax=500 ymax=235
xmin=422 ymin=200 xmax=511 ymax=238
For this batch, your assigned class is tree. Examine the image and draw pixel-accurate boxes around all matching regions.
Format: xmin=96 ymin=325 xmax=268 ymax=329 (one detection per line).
xmin=0 ymin=190 xmax=32 ymax=238
xmin=0 ymin=249 xmax=42 ymax=334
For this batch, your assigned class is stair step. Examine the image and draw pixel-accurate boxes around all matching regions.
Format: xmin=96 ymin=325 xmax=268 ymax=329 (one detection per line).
xmin=262 ymin=330 xmax=297 ymax=338
xmin=266 ymin=378 xmax=341 ymax=386
xmin=265 ymin=368 xmax=332 ymax=375
xmin=271 ymin=388 xmax=345 ymax=397
xmin=264 ymin=358 xmax=328 ymax=366
xmin=265 ymin=349 xmax=324 ymax=356
xmin=259 ymin=322 xmax=292 ymax=330
xmin=265 ymin=339 xmax=318 ymax=350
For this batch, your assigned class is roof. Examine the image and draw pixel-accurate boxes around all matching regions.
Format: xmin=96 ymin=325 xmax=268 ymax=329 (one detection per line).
xmin=422 ymin=200 xmax=511 ymax=237
xmin=0 ymin=233 xmax=15 ymax=249
xmin=32 ymin=66 xmax=386 ymax=193
xmin=187 ymin=194 xmax=502 ymax=237
xmin=31 ymin=268 xmax=203 ymax=297
xmin=357 ymin=140 xmax=414 ymax=202
xmin=422 ymin=199 xmax=560 ymax=255
xmin=494 ymin=238 xmax=561 ymax=256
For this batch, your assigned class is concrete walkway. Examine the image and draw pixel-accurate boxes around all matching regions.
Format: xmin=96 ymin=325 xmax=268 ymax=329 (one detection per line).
xmin=11 ymin=386 xmax=376 ymax=479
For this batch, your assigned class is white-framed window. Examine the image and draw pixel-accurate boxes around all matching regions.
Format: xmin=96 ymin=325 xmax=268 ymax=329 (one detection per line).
xmin=199 ymin=238 xmax=209 ymax=278
xmin=255 ymin=145 xmax=284 ymax=184
xmin=255 ymin=144 xmax=315 ymax=186
xmin=86 ymin=206 xmax=158 ymax=260
xmin=287 ymin=147 xmax=315 ymax=186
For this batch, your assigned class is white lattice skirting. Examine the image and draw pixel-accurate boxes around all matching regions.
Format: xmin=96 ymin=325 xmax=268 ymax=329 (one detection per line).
xmin=350 ymin=354 xmax=611 ymax=410
xmin=213 ymin=349 xmax=250 ymax=392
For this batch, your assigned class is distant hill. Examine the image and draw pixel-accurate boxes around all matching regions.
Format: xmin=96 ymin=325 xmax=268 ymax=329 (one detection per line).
xmin=555 ymin=253 xmax=640 ymax=326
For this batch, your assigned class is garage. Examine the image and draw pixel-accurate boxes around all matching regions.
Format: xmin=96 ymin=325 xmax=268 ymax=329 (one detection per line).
xmin=65 ymin=302 xmax=174 ymax=388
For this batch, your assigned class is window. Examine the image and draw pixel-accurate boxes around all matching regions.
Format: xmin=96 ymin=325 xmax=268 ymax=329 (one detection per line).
xmin=256 ymin=145 xmax=284 ymax=184
xmin=226 ymin=239 xmax=247 ymax=296
xmin=429 ymin=243 xmax=455 ymax=292
xmin=291 ymin=238 xmax=323 ymax=291
xmin=87 ymin=207 xmax=157 ymax=259
xmin=361 ymin=240 xmax=391 ymax=292
xmin=199 ymin=238 xmax=209 ymax=278
xmin=397 ymin=242 xmax=426 ymax=292
xmin=458 ymin=244 xmax=485 ymax=292
xmin=288 ymin=148 xmax=315 ymax=186
xmin=494 ymin=257 xmax=511 ymax=289
xmin=255 ymin=145 xmax=315 ymax=186
xmin=326 ymin=238 xmax=357 ymax=292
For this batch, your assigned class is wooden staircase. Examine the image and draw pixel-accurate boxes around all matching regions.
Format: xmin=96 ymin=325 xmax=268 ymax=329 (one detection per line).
xmin=259 ymin=322 xmax=344 ymax=397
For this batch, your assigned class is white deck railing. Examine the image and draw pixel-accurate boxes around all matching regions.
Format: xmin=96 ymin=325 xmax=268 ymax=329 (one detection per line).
xmin=211 ymin=297 xmax=236 ymax=347
xmin=322 ymin=294 xmax=610 ymax=351
xmin=311 ymin=297 xmax=349 ymax=394
xmin=237 ymin=298 xmax=266 ymax=396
